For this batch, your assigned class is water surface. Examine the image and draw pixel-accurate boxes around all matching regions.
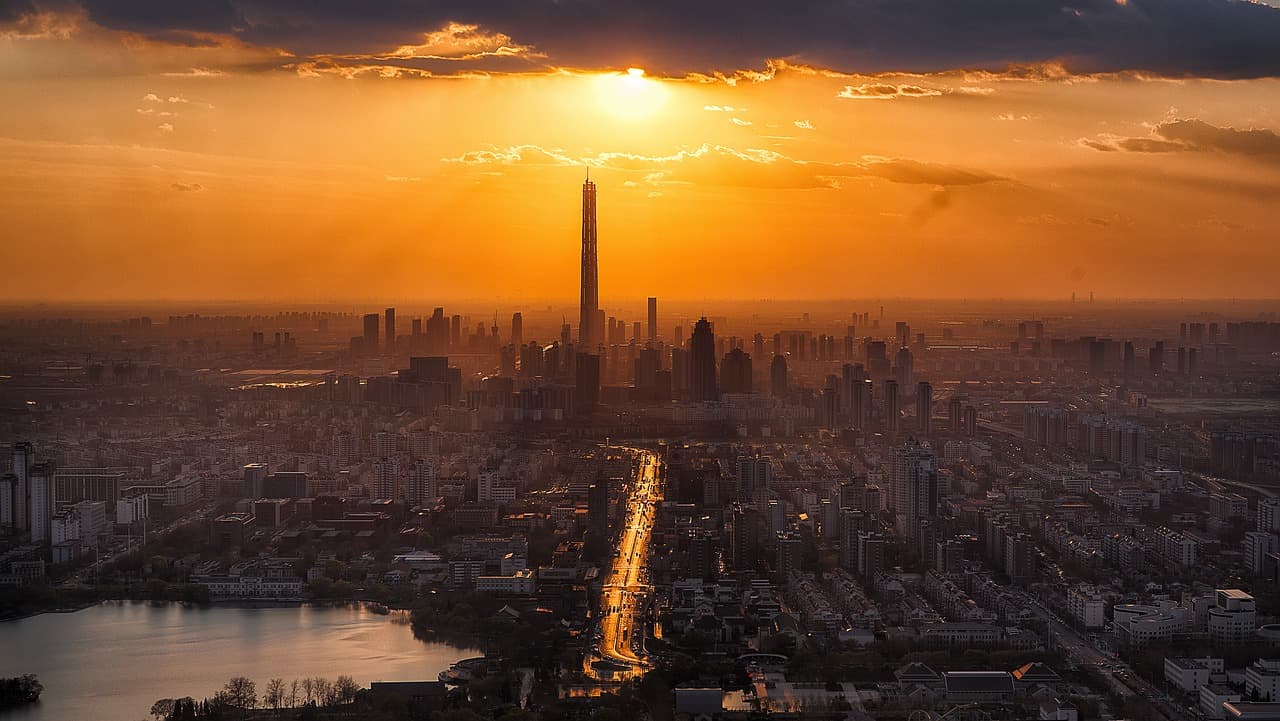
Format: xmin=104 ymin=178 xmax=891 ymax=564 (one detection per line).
xmin=0 ymin=602 xmax=477 ymax=721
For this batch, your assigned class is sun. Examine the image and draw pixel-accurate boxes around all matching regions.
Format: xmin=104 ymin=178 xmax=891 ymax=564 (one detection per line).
xmin=593 ymin=67 xmax=668 ymax=120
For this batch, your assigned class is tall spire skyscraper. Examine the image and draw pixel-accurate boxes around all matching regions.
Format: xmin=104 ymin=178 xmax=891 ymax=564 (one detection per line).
xmin=579 ymin=170 xmax=600 ymax=348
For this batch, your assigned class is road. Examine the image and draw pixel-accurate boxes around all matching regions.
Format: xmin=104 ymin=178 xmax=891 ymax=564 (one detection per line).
xmin=1024 ymin=596 xmax=1187 ymax=721
xmin=588 ymin=447 xmax=662 ymax=680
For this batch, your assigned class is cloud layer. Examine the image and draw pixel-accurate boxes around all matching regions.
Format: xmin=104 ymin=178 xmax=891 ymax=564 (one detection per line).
xmin=1083 ymin=119 xmax=1280 ymax=164
xmin=7 ymin=0 xmax=1280 ymax=78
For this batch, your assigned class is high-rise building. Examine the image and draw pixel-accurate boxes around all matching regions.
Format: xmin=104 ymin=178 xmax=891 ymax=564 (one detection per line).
xmin=407 ymin=460 xmax=436 ymax=506
xmin=510 ymin=312 xmax=523 ymax=349
xmin=736 ymin=454 xmax=771 ymax=503
xmin=588 ymin=477 xmax=610 ymax=536
xmin=689 ymin=317 xmax=718 ymax=401
xmin=579 ymin=173 xmax=600 ymax=348
xmin=0 ymin=474 xmax=14 ymax=528
xmin=916 ymin=381 xmax=933 ymax=435
xmin=363 ymin=313 xmax=379 ymax=352
xmin=575 ymin=352 xmax=600 ymax=413
xmin=884 ymin=379 xmax=900 ymax=432
xmin=889 ymin=442 xmax=938 ymax=538
xmin=243 ymin=463 xmax=269 ymax=499
xmin=647 ymin=297 xmax=657 ymax=341
xmin=384 ymin=307 xmax=396 ymax=353
xmin=12 ymin=442 xmax=33 ymax=531
xmin=776 ymin=532 xmax=802 ymax=582
xmin=770 ymin=355 xmax=788 ymax=397
xmin=720 ymin=348 xmax=752 ymax=394
xmin=29 ymin=462 xmax=53 ymax=544
xmin=371 ymin=458 xmax=398 ymax=499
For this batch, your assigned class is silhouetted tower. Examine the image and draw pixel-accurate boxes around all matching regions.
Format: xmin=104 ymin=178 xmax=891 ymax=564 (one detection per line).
xmin=690 ymin=317 xmax=718 ymax=401
xmin=384 ymin=307 xmax=396 ymax=353
xmin=647 ymin=297 xmax=658 ymax=342
xmin=510 ymin=312 xmax=523 ymax=350
xmin=770 ymin=355 xmax=788 ymax=397
xmin=579 ymin=171 xmax=600 ymax=348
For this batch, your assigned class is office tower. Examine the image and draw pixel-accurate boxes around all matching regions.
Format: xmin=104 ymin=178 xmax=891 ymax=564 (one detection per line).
xmin=243 ymin=463 xmax=269 ymax=499
xmin=579 ymin=172 xmax=600 ymax=348
xmin=510 ymin=312 xmax=523 ymax=349
xmin=674 ymin=325 xmax=684 ymax=348
xmin=770 ymin=355 xmax=788 ymax=397
xmin=916 ymin=381 xmax=933 ymax=435
xmin=1123 ymin=341 xmax=1136 ymax=377
xmin=963 ymin=405 xmax=977 ymax=436
xmin=450 ymin=314 xmax=462 ymax=349
xmin=384 ymin=307 xmax=396 ymax=353
xmin=646 ymin=297 xmax=657 ymax=341
xmin=720 ymin=348 xmax=752 ymax=394
xmin=1149 ymin=341 xmax=1165 ymax=375
xmin=884 ymin=379 xmax=900 ymax=432
xmin=29 ymin=462 xmax=53 ymax=544
xmin=11 ymin=442 xmax=33 ymax=531
xmin=948 ymin=396 xmax=963 ymax=432
xmin=363 ymin=313 xmax=379 ymax=352
xmin=407 ymin=460 xmax=436 ymax=505
xmin=689 ymin=317 xmax=718 ymax=401
xmin=575 ymin=352 xmax=601 ymax=413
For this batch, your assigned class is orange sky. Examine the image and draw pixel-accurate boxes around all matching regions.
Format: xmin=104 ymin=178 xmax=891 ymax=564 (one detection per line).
xmin=2 ymin=10 xmax=1280 ymax=302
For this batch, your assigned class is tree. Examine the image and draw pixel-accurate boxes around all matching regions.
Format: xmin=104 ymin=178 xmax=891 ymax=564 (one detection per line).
xmin=222 ymin=676 xmax=257 ymax=710
xmin=287 ymin=679 xmax=300 ymax=709
xmin=334 ymin=675 xmax=360 ymax=704
xmin=264 ymin=678 xmax=285 ymax=712
xmin=301 ymin=677 xmax=315 ymax=706
xmin=150 ymin=698 xmax=176 ymax=720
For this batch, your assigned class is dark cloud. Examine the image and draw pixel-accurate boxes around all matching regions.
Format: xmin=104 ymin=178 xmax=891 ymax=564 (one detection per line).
xmin=1083 ymin=119 xmax=1280 ymax=162
xmin=0 ymin=0 xmax=36 ymax=24
xmin=58 ymin=0 xmax=1280 ymax=79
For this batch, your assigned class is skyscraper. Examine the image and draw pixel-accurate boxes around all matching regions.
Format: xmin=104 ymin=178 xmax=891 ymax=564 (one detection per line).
xmin=647 ymin=297 xmax=657 ymax=341
xmin=363 ymin=313 xmax=379 ymax=353
xmin=12 ymin=442 xmax=33 ymax=531
xmin=689 ymin=317 xmax=718 ymax=401
xmin=579 ymin=172 xmax=600 ymax=348
xmin=384 ymin=307 xmax=396 ymax=353
xmin=916 ymin=381 xmax=933 ymax=435
xmin=720 ymin=348 xmax=752 ymax=394
xmin=510 ymin=312 xmax=523 ymax=349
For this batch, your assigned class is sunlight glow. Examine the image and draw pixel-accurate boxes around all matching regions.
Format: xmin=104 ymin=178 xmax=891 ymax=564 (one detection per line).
xmin=594 ymin=68 xmax=668 ymax=120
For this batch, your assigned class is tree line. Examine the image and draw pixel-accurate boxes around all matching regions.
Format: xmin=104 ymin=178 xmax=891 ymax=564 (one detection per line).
xmin=150 ymin=675 xmax=361 ymax=719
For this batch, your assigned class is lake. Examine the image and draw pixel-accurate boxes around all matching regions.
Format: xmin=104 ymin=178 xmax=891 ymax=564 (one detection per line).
xmin=0 ymin=602 xmax=479 ymax=721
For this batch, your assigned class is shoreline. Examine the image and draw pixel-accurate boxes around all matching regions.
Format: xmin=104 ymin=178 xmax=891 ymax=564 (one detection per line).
xmin=1 ymin=597 xmax=417 ymax=624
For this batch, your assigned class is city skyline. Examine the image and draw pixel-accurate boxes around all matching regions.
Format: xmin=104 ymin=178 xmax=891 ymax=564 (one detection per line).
xmin=4 ymin=3 xmax=1280 ymax=302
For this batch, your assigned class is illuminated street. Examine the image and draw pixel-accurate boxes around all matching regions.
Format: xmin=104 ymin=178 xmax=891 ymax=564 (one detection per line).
xmin=588 ymin=447 xmax=662 ymax=680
